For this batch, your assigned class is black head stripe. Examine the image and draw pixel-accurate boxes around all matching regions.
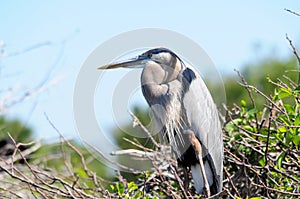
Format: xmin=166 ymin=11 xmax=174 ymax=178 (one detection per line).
xmin=142 ymin=47 xmax=186 ymax=68
xmin=144 ymin=47 xmax=174 ymax=55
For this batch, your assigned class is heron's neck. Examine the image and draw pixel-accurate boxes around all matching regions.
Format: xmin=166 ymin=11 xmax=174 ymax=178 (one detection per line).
xmin=160 ymin=58 xmax=182 ymax=84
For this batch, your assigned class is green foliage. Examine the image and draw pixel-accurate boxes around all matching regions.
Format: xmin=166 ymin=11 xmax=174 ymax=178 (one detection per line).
xmin=113 ymin=106 xmax=153 ymax=150
xmin=224 ymin=57 xmax=298 ymax=108
xmin=109 ymin=172 xmax=187 ymax=199
xmin=33 ymin=140 xmax=109 ymax=179
xmin=110 ymin=182 xmax=143 ymax=199
xmin=0 ymin=116 xmax=33 ymax=142
xmin=223 ymin=72 xmax=300 ymax=198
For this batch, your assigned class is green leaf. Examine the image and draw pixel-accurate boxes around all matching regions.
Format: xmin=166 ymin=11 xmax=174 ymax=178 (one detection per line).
xmin=278 ymin=91 xmax=290 ymax=99
xmin=278 ymin=88 xmax=292 ymax=98
xmin=293 ymin=135 xmax=300 ymax=146
xmin=295 ymin=116 xmax=300 ymax=126
xmin=279 ymin=115 xmax=292 ymax=126
xmin=145 ymin=171 xmax=150 ymax=179
xmin=294 ymin=85 xmax=300 ymax=91
xmin=283 ymin=104 xmax=295 ymax=115
xmin=244 ymin=125 xmax=253 ymax=132
xmin=248 ymin=108 xmax=258 ymax=115
xmin=278 ymin=126 xmax=286 ymax=133
xmin=110 ymin=184 xmax=115 ymax=191
xmin=232 ymin=118 xmax=242 ymax=124
xmin=76 ymin=169 xmax=88 ymax=178
xmin=241 ymin=100 xmax=247 ymax=107
xmin=127 ymin=181 xmax=138 ymax=193
xmin=116 ymin=182 xmax=124 ymax=195
xmin=285 ymin=131 xmax=293 ymax=145
xmin=273 ymin=88 xmax=279 ymax=101
xmin=225 ymin=122 xmax=235 ymax=134
xmin=275 ymin=133 xmax=283 ymax=142
xmin=277 ymin=151 xmax=285 ymax=170
xmin=259 ymin=156 xmax=266 ymax=167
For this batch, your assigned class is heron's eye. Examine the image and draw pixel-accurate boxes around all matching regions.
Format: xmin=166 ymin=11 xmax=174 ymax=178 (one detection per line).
xmin=147 ymin=53 xmax=152 ymax=58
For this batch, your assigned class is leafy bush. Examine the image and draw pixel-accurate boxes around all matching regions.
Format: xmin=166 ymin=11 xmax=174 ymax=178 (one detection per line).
xmin=223 ymin=72 xmax=300 ymax=198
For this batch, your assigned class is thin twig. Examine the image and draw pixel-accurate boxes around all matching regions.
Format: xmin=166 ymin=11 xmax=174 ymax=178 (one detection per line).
xmin=128 ymin=110 xmax=160 ymax=148
xmin=285 ymin=8 xmax=300 ymax=17
xmin=286 ymin=34 xmax=300 ymax=84
xmin=224 ymin=166 xmax=241 ymax=198
xmin=235 ymin=70 xmax=259 ymax=130
xmin=264 ymin=104 xmax=275 ymax=167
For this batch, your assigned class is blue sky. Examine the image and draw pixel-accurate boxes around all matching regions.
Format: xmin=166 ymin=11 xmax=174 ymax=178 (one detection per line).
xmin=1 ymin=1 xmax=300 ymax=144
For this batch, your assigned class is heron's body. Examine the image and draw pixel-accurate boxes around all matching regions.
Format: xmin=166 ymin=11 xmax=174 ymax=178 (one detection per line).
xmin=98 ymin=47 xmax=223 ymax=196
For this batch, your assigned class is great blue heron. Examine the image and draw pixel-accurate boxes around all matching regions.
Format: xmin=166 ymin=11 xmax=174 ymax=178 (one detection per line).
xmin=98 ymin=47 xmax=223 ymax=197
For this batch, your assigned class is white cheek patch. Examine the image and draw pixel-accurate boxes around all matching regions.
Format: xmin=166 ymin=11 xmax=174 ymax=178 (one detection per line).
xmin=153 ymin=52 xmax=171 ymax=64
xmin=151 ymin=54 xmax=161 ymax=62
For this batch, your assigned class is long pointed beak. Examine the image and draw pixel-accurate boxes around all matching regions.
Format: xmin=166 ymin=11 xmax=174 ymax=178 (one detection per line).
xmin=97 ymin=56 xmax=146 ymax=70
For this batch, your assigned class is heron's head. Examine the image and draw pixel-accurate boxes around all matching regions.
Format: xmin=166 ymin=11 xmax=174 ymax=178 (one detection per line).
xmin=98 ymin=47 xmax=184 ymax=84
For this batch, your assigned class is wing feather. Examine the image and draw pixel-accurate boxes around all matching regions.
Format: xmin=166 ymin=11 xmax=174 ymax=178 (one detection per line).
xmin=182 ymin=66 xmax=223 ymax=191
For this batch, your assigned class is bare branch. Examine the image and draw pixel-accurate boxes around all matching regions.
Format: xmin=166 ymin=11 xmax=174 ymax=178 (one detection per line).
xmin=110 ymin=149 xmax=154 ymax=159
xmin=285 ymin=8 xmax=300 ymax=17
xmin=286 ymin=34 xmax=300 ymax=84
xmin=128 ymin=110 xmax=160 ymax=148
